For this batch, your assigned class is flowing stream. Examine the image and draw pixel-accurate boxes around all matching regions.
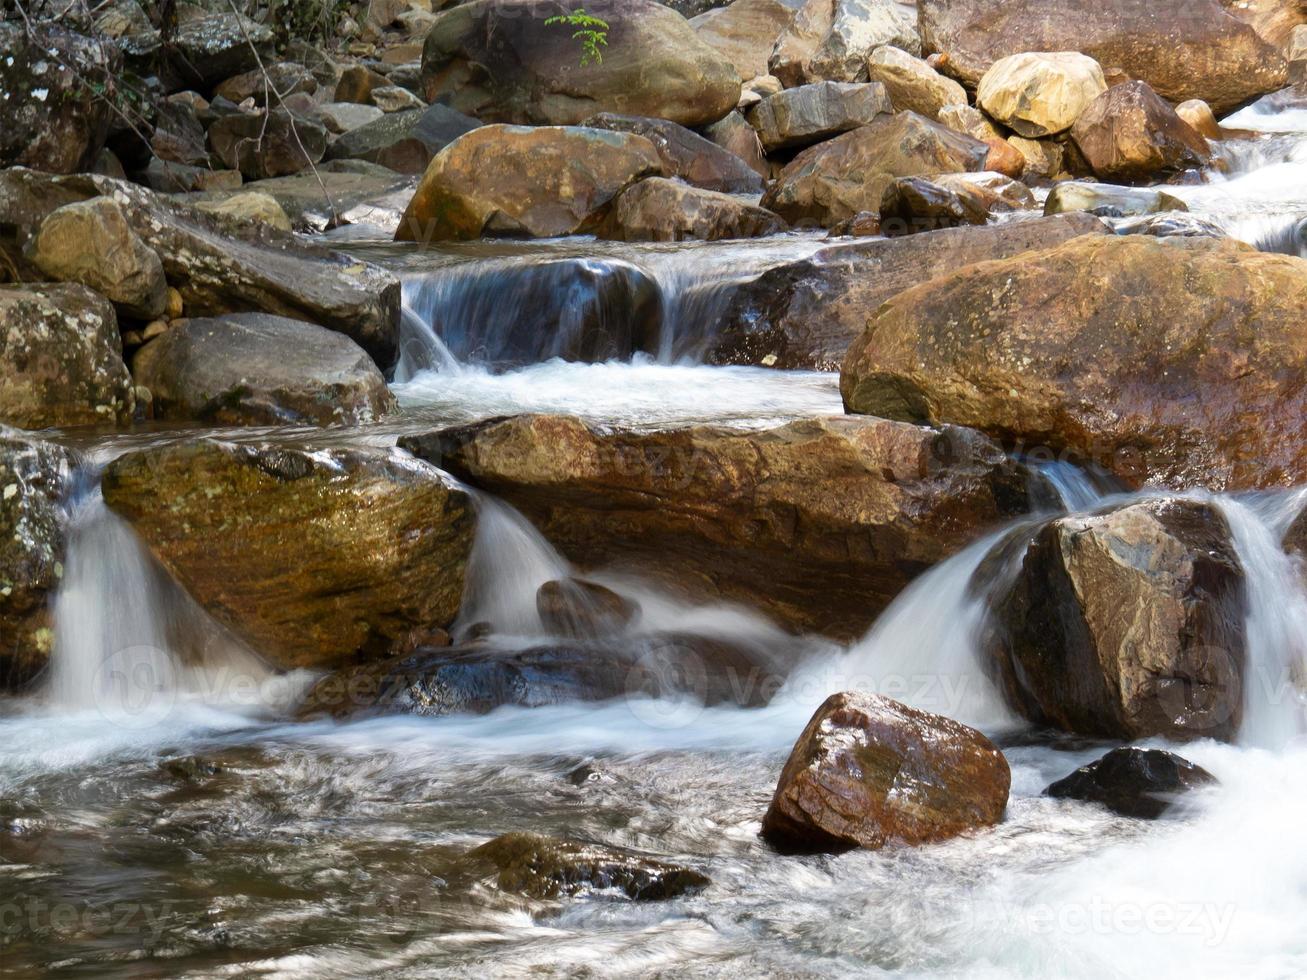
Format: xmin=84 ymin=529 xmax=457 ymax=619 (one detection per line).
xmin=7 ymin=101 xmax=1307 ymax=979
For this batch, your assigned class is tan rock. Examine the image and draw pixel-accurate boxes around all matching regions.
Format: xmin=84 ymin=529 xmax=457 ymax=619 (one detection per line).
xmin=1007 ymin=135 xmax=1064 ymax=179
xmin=976 ymin=52 xmax=1108 ymax=138
xmin=937 ymin=103 xmax=1004 ymax=141
xmin=1176 ymin=98 xmax=1223 ymax=140
xmin=691 ymin=0 xmax=797 ymax=80
xmin=865 ymin=44 xmax=968 ymax=119
xmin=747 ymin=80 xmax=893 ymax=151
xmin=195 ymin=191 xmax=293 ymax=232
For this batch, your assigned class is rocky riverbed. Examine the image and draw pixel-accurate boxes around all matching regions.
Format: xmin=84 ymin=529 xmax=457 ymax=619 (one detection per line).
xmin=4 ymin=0 xmax=1307 ymax=976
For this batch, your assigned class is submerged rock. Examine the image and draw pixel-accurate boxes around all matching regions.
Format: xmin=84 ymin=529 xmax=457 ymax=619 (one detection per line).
xmin=101 ymin=441 xmax=475 ymax=670
xmin=0 ymin=435 xmax=75 ymax=689
xmin=404 ymin=414 xmax=1034 ymax=641
xmin=131 ymin=313 xmax=396 ymax=426
xmin=985 ymin=498 xmax=1246 ymax=742
xmin=0 ymin=284 xmax=134 ymax=429
xmin=536 ymin=579 xmax=641 ymax=638
xmin=467 ymin=832 xmax=710 ymax=901
xmin=761 ymin=691 xmax=1010 ymax=852
xmin=1045 ymin=747 xmax=1218 ymax=818
xmin=840 ymin=234 xmax=1307 ymax=490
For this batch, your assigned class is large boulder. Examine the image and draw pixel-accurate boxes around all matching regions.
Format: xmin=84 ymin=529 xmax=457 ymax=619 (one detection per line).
xmin=0 ymin=435 xmax=76 ymax=689
xmin=1220 ymin=0 xmax=1307 ymax=49
xmin=976 ymin=52 xmax=1108 ymax=138
xmin=156 ymin=13 xmax=276 ymax=92
xmin=0 ymin=24 xmax=120 ymax=174
xmin=593 ymin=177 xmax=786 ymax=241
xmin=918 ymin=0 xmax=1287 ymax=115
xmin=840 ymin=235 xmax=1307 ymax=491
xmin=420 ymin=0 xmax=741 ymax=127
xmin=746 ymin=81 xmax=893 ymax=151
xmin=0 ymin=171 xmax=401 ymax=368
xmin=865 ymin=44 xmax=968 ymax=120
xmin=985 ymin=499 xmax=1246 ymax=741
xmin=207 ymin=109 xmax=329 ymax=180
xmin=395 ymin=125 xmax=663 ymax=242
xmin=324 ymin=104 xmax=482 ymax=175
xmin=1070 ymin=81 xmax=1211 ymax=182
xmin=878 ymin=176 xmax=989 ymax=235
xmin=690 ymin=0 xmax=799 ymax=80
xmin=1046 ymin=747 xmax=1218 ymax=818
xmin=132 ymin=314 xmax=397 ymax=426
xmin=402 ymin=414 xmax=1035 ymax=640
xmin=0 ymin=284 xmax=134 ymax=430
xmin=761 ymin=111 xmax=989 ymax=227
xmin=581 ymin=113 xmax=764 ymax=193
xmin=761 ymin=692 xmax=1010 ymax=852
xmin=101 ymin=441 xmax=475 ymax=670
xmin=710 ymin=212 xmax=1107 ymax=369
xmin=770 ymin=0 xmax=919 ymax=85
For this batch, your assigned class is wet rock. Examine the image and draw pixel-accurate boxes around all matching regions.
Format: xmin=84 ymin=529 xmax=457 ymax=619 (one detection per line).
xmin=213 ymin=62 xmax=318 ymax=106
xmin=1044 ymin=182 xmax=1190 ymax=217
xmin=404 ymin=414 xmax=1035 ymax=641
xmin=1046 ymin=747 xmax=1218 ymax=818
xmin=0 ymin=435 xmax=75 ymax=689
xmin=30 ymin=198 xmax=167 ymax=320
xmin=537 ymin=579 xmax=640 ymax=638
xmin=711 ymin=212 xmax=1106 ymax=369
xmin=581 ymin=113 xmax=764 ymax=194
xmin=761 ymin=111 xmax=989 ymax=227
xmin=131 ymin=313 xmax=396 ymax=426
xmin=747 ymin=80 xmax=893 ymax=152
xmin=193 ymin=191 xmax=293 ymax=232
xmin=0 ymin=170 xmax=401 ymax=367
xmin=690 ymin=0 xmax=798 ymax=80
xmin=101 ymin=441 xmax=475 ymax=670
xmin=701 ymin=111 xmax=769 ymax=178
xmin=325 ymin=104 xmax=482 ymax=174
xmin=0 ymin=284 xmax=134 ymax=429
xmin=865 ymin=44 xmax=967 ymax=120
xmin=395 ymin=125 xmax=663 ymax=242
xmin=982 ymin=138 xmax=1027 ymax=179
xmin=918 ymin=0 xmax=1287 ymax=114
xmin=467 ymin=832 xmax=710 ymax=901
xmin=826 ymin=210 xmax=881 ymax=237
xmin=878 ymin=176 xmax=989 ymax=236
xmin=976 ymin=52 xmax=1107 ymax=139
xmin=185 ymin=168 xmax=414 ymax=234
xmin=421 ymin=0 xmax=741 ymax=127
xmin=593 ymin=177 xmax=786 ymax=242
xmin=761 ymin=691 xmax=1010 ymax=852
xmin=161 ymin=13 xmax=276 ymax=92
xmin=1176 ymin=99 xmax=1223 ymax=141
xmin=0 ymin=23 xmax=120 ymax=174
xmin=208 ymin=109 xmax=329 ymax=180
xmin=771 ymin=0 xmax=919 ymax=85
xmin=1112 ymin=212 xmax=1228 ymax=239
xmin=317 ymin=101 xmax=386 ymax=135
xmin=985 ymin=499 xmax=1246 ymax=741
xmin=1070 ymin=81 xmax=1211 ymax=182
xmin=840 ymin=234 xmax=1307 ymax=490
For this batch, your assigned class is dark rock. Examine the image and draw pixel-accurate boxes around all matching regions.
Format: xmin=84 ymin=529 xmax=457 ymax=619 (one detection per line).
xmin=1045 ymin=747 xmax=1218 ymax=818
xmin=325 ymin=103 xmax=482 ymax=174
xmin=151 ymin=99 xmax=209 ymax=166
xmin=207 ymin=109 xmax=329 ymax=180
xmin=879 ymin=175 xmax=989 ymax=236
xmin=160 ymin=13 xmax=276 ymax=93
xmin=701 ymin=110 xmax=768 ymax=177
xmin=213 ymin=61 xmax=318 ymax=106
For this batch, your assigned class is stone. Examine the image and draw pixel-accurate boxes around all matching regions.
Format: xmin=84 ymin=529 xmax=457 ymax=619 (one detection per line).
xmin=138 ymin=159 xmax=244 ymax=194
xmin=1071 ymin=81 xmax=1211 ymax=181
xmin=982 ymin=138 xmax=1027 ymax=179
xmin=976 ymin=52 xmax=1108 ymax=138
xmin=395 ymin=125 xmax=663 ymax=242
xmin=918 ymin=0 xmax=1287 ymax=114
xmin=317 ymin=101 xmax=386 ymax=135
xmin=131 ymin=313 xmax=397 ymax=426
xmin=1007 ymin=135 xmax=1064 ymax=179
xmin=31 ymin=198 xmax=167 ymax=320
xmin=101 ymin=441 xmax=475 ymax=670
xmin=581 ymin=113 xmax=764 ymax=193
xmin=0 ymin=284 xmax=134 ymax=429
xmin=184 ymin=168 xmax=414 ymax=234
xmin=161 ymin=13 xmax=277 ymax=92
xmin=1046 ymin=747 xmax=1218 ymax=819
xmin=937 ymin=103 xmax=1003 ymax=142
xmin=701 ymin=111 xmax=769 ymax=178
xmin=593 ymin=177 xmax=787 ymax=241
xmin=827 ymin=210 xmax=881 ymax=237
xmin=865 ymin=44 xmax=968 ymax=120
xmin=1222 ymin=0 xmax=1307 ymax=48
xmin=771 ymin=0 xmax=919 ymax=85
xmin=878 ymin=176 xmax=989 ymax=236
xmin=760 ymin=110 xmax=991 ymax=228
xmin=537 ymin=579 xmax=641 ymax=638
xmin=840 ymin=234 xmax=1307 ymax=491
xmin=984 ymin=498 xmax=1246 ymax=741
xmin=1176 ymin=99 xmax=1223 ymax=140
xmin=402 ymin=414 xmax=1035 ymax=641
xmin=690 ymin=0 xmax=798 ymax=80
xmin=1044 ymin=182 xmax=1190 ymax=217
xmin=335 ymin=64 xmax=390 ymax=104
xmin=0 ymin=435 xmax=76 ymax=689
xmin=1114 ymin=212 xmax=1228 ymax=240
xmin=151 ymin=100 xmax=209 ymax=167
xmin=467 ymin=833 xmax=710 ymax=901
xmin=194 ymin=191 xmax=294 ymax=231
xmin=0 ymin=171 xmax=401 ymax=368
xmin=0 ymin=24 xmax=120 ymax=174
xmin=213 ymin=62 xmax=318 ymax=106
xmin=325 ymin=104 xmax=482 ymax=174
xmin=747 ymin=80 xmax=893 ymax=151
xmin=712 ymin=212 xmax=1105 ymax=369
xmin=761 ymin=692 xmax=1010 ymax=852
xmin=370 ymin=85 xmax=426 ymax=112
xmin=208 ymin=109 xmax=330 ymax=180
xmin=421 ymin=0 xmax=741 ymax=127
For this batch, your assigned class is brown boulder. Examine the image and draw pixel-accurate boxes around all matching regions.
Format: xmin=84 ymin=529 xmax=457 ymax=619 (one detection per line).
xmin=593 ymin=177 xmax=787 ymax=242
xmin=761 ymin=111 xmax=989 ymax=227
xmin=101 ymin=440 xmax=475 ymax=670
xmin=581 ymin=113 xmax=764 ymax=193
xmin=747 ymin=80 xmax=893 ymax=152
xmin=402 ymin=414 xmax=1035 ymax=641
xmin=690 ymin=0 xmax=798 ymax=80
xmin=207 ymin=109 xmax=329 ymax=180
xmin=1070 ymin=81 xmax=1211 ymax=182
xmin=701 ymin=111 xmax=769 ymax=177
xmin=395 ymin=125 xmax=663 ymax=242
xmin=761 ymin=692 xmax=1010 ymax=852
xmin=984 ymin=498 xmax=1246 ymax=741
xmin=840 ymin=235 xmax=1307 ymax=490
xmin=878 ymin=176 xmax=989 ymax=236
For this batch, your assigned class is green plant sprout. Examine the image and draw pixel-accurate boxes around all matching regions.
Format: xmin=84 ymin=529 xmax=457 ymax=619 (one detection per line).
xmin=544 ymin=7 xmax=610 ymax=67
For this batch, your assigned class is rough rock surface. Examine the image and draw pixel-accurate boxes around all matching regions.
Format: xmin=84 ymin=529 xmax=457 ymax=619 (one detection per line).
xmin=761 ymin=692 xmax=1010 ymax=852
xmin=324 ymin=104 xmax=482 ymax=174
xmin=593 ymin=177 xmax=786 ymax=241
xmin=747 ymin=80 xmax=893 ymax=151
xmin=1070 ymin=81 xmax=1211 ymax=181
xmin=1045 ymin=747 xmax=1218 ymax=818
xmin=207 ymin=109 xmax=329 ymax=180
xmin=581 ymin=113 xmax=764 ymax=193
xmin=690 ymin=0 xmax=798 ymax=80
xmin=770 ymin=0 xmax=919 ymax=86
